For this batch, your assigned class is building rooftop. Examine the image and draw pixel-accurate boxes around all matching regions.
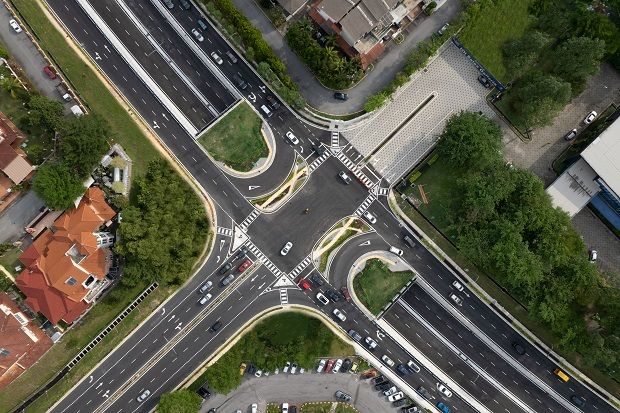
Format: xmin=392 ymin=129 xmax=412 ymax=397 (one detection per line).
xmin=581 ymin=117 xmax=620 ymax=197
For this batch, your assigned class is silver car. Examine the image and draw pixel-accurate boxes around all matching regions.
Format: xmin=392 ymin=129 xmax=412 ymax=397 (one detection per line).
xmin=191 ymin=28 xmax=204 ymax=42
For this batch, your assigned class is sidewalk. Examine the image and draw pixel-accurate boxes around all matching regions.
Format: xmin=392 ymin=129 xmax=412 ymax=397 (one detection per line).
xmin=231 ymin=0 xmax=461 ymax=114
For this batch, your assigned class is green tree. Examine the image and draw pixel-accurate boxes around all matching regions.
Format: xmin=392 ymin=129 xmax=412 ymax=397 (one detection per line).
xmin=32 ymin=163 xmax=84 ymax=210
xmin=0 ymin=243 xmax=12 ymax=256
xmin=157 ymin=389 xmax=202 ymax=413
xmin=510 ymin=72 xmax=571 ymax=128
xmin=502 ymin=31 xmax=550 ymax=79
xmin=1 ymin=76 xmax=21 ymax=99
xmin=59 ymin=114 xmax=110 ymax=178
xmin=552 ymin=37 xmax=606 ymax=86
xmin=574 ymin=11 xmax=620 ymax=56
xmin=364 ymin=92 xmax=388 ymax=112
xmin=436 ymin=111 xmax=503 ymax=170
xmin=25 ymin=94 xmax=64 ymax=132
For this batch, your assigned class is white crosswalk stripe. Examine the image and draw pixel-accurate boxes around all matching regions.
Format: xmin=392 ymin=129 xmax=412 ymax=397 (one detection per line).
xmin=308 ymin=151 xmax=331 ymax=173
xmin=279 ymin=289 xmax=289 ymax=305
xmin=354 ymin=194 xmax=376 ymax=217
xmin=216 ymin=226 xmax=233 ymax=237
xmin=335 ymin=152 xmax=374 ymax=188
xmin=371 ymin=186 xmax=390 ymax=197
xmin=239 ymin=209 xmax=261 ymax=231
xmin=331 ymin=131 xmax=340 ymax=148
xmin=289 ymin=255 xmax=313 ymax=279
xmin=247 ymin=242 xmax=283 ymax=277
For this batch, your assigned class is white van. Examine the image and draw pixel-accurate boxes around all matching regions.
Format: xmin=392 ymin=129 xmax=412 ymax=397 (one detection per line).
xmin=260 ymin=104 xmax=273 ymax=118
xmin=389 ymin=246 xmax=403 ymax=256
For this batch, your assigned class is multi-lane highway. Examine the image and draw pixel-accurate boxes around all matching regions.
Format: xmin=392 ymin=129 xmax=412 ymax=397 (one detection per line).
xmin=36 ymin=1 xmax=619 ymax=413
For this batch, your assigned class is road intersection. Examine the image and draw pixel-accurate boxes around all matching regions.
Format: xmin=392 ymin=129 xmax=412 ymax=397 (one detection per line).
xmin=39 ymin=1 xmax=619 ymax=413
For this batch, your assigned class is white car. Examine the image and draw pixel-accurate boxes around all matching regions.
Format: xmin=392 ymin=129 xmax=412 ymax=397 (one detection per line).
xmin=383 ymin=386 xmax=398 ymax=396
xmin=583 ymin=110 xmax=597 ymax=124
xmin=191 ymin=28 xmax=204 ymax=42
xmin=283 ymin=361 xmax=290 ymax=373
xmin=290 ymin=363 xmax=298 ymax=374
xmin=449 ymin=293 xmax=462 ymax=306
xmin=332 ymin=308 xmax=346 ymax=322
xmin=210 ymin=51 xmax=223 ymax=65
xmin=365 ymin=336 xmax=378 ymax=350
xmin=363 ymin=211 xmax=376 ymax=224
xmin=251 ymin=404 xmax=258 ymax=413
xmin=254 ymin=369 xmax=263 ymax=377
xmin=9 ymin=19 xmax=22 ymax=33
xmin=452 ymin=280 xmax=464 ymax=292
xmin=282 ymin=403 xmax=289 ymax=413
xmin=198 ymin=293 xmax=212 ymax=305
xmin=316 ymin=359 xmax=326 ymax=373
xmin=437 ymin=383 xmax=453 ymax=397
xmin=199 ymin=281 xmax=213 ymax=294
xmin=136 ymin=389 xmax=150 ymax=402
xmin=387 ymin=391 xmax=404 ymax=402
xmin=280 ymin=241 xmax=293 ymax=256
xmin=285 ymin=131 xmax=299 ymax=145
xmin=589 ymin=249 xmax=598 ymax=262
xmin=332 ymin=358 xmax=343 ymax=373
xmin=381 ymin=354 xmax=395 ymax=367
xmin=316 ymin=292 xmax=329 ymax=305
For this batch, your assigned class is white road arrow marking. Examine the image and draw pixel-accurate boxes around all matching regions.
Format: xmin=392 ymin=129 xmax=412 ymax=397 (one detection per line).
xmin=102 ymin=390 xmax=110 ymax=398
xmin=152 ymin=121 xmax=160 ymax=129
xmin=259 ymin=85 xmax=266 ymax=93
xmin=216 ymin=255 xmax=220 ymax=263
xmin=168 ymin=315 xmax=175 ymax=322
xmin=251 ymin=274 xmax=259 ymax=282
xmin=94 ymin=51 xmax=101 ymax=60
xmin=376 ymin=330 xmax=385 ymax=340
xmin=248 ymin=92 xmax=256 ymax=102
xmin=104 ymin=44 xmax=110 ymax=53
xmin=219 ymin=239 xmax=225 ymax=251
xmin=358 ymin=240 xmax=371 ymax=246
xmin=248 ymin=185 xmax=261 ymax=190
xmin=88 ymin=375 xmax=93 ymax=383
xmin=258 ymin=282 xmax=266 ymax=289
xmin=175 ymin=322 xmax=183 ymax=330
xmin=161 ymin=307 xmax=166 ymax=316
xmin=96 ymin=382 xmax=103 ymax=389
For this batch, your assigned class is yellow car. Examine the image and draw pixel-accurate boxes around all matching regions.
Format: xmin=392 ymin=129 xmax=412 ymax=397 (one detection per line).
xmin=239 ymin=362 xmax=247 ymax=375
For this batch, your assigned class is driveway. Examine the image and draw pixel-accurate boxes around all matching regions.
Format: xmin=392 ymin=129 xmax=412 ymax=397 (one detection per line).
xmin=0 ymin=190 xmax=44 ymax=244
xmin=200 ymin=371 xmax=400 ymax=413
xmin=230 ymin=0 xmax=461 ymax=114
xmin=502 ymin=62 xmax=620 ymax=279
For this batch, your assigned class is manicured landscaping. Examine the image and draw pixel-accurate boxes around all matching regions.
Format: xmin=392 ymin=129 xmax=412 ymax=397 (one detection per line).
xmin=0 ymin=245 xmax=23 ymax=276
xmin=198 ymin=102 xmax=267 ymax=172
xmin=301 ymin=402 xmax=358 ymax=413
xmin=189 ymin=312 xmax=354 ymax=394
xmin=319 ymin=229 xmax=355 ymax=272
xmin=353 ymin=259 xmax=414 ymax=315
xmin=459 ymin=0 xmax=534 ymax=82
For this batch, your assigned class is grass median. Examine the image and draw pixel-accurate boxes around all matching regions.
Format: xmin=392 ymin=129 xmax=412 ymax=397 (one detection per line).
xmin=301 ymin=402 xmax=358 ymax=413
xmin=198 ymin=102 xmax=268 ymax=172
xmin=353 ymin=259 xmax=414 ymax=315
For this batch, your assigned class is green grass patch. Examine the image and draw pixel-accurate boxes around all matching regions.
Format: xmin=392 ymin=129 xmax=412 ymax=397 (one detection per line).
xmin=353 ymin=259 xmax=414 ymax=315
xmin=319 ymin=229 xmax=355 ymax=272
xmin=198 ymin=102 xmax=267 ymax=172
xmin=267 ymin=404 xmax=281 ymax=413
xmin=459 ymin=0 xmax=534 ymax=82
xmin=301 ymin=402 xmax=357 ymax=413
xmin=189 ymin=311 xmax=354 ymax=394
xmin=0 ymin=246 xmax=23 ymax=275
xmin=11 ymin=0 xmax=159 ymax=175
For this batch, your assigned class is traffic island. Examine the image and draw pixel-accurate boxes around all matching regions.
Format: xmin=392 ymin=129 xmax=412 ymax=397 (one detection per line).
xmin=300 ymin=401 xmax=360 ymax=413
xmin=250 ymin=155 xmax=308 ymax=211
xmin=197 ymin=102 xmax=268 ymax=172
xmin=314 ymin=218 xmax=370 ymax=273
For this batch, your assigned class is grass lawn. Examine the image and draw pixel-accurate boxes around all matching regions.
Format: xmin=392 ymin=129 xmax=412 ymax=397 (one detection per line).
xmin=11 ymin=0 xmax=159 ymax=175
xmin=0 ymin=246 xmax=23 ymax=275
xmin=353 ymin=259 xmax=414 ymax=315
xmin=459 ymin=0 xmax=534 ymax=82
xmin=267 ymin=404 xmax=281 ymax=413
xmin=198 ymin=102 xmax=267 ymax=172
xmin=319 ymin=229 xmax=355 ymax=272
xmin=301 ymin=402 xmax=358 ymax=413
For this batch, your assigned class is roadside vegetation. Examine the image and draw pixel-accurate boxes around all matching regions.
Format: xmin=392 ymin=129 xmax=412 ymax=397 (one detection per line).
xmin=285 ymin=19 xmax=364 ymax=90
xmin=190 ymin=312 xmax=354 ymax=394
xmin=300 ymin=402 xmax=359 ymax=413
xmin=402 ymin=111 xmax=620 ymax=386
xmin=198 ymin=102 xmax=267 ymax=172
xmin=1 ymin=1 xmax=211 ymax=411
xmin=157 ymin=389 xmax=202 ymax=413
xmin=353 ymin=259 xmax=414 ymax=315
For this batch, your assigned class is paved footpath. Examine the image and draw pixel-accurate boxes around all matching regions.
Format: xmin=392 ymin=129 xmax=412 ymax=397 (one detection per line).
xmin=200 ymin=371 xmax=399 ymax=413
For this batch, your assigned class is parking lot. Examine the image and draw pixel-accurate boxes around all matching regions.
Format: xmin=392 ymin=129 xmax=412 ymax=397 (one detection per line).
xmin=343 ymin=43 xmax=493 ymax=184
xmin=199 ymin=370 xmax=411 ymax=413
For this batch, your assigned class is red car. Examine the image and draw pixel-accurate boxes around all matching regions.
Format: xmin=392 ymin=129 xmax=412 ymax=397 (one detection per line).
xmin=325 ymin=359 xmax=335 ymax=373
xmin=340 ymin=286 xmax=351 ymax=301
xmin=237 ymin=259 xmax=251 ymax=273
xmin=43 ymin=65 xmax=57 ymax=80
xmin=299 ymin=279 xmax=311 ymax=290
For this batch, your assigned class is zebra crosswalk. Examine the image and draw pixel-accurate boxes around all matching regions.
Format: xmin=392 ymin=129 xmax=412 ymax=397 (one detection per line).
xmin=354 ymin=194 xmax=376 ymax=217
xmin=216 ymin=226 xmax=233 ymax=237
xmin=331 ymin=131 xmax=340 ymax=148
xmin=289 ymin=255 xmax=313 ymax=279
xmin=239 ymin=209 xmax=261 ymax=231
xmin=308 ymin=151 xmax=331 ymax=173
xmin=372 ymin=186 xmax=390 ymax=197
xmin=246 ymin=242 xmax=283 ymax=277
xmin=335 ymin=152 xmax=374 ymax=188
xmin=279 ymin=288 xmax=289 ymax=305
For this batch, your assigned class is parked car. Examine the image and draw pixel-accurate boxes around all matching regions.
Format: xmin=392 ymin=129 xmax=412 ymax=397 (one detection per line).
xmin=341 ymin=358 xmax=352 ymax=372
xmin=221 ymin=273 xmax=235 ymax=286
xmin=338 ymin=171 xmax=352 ymax=184
xmin=325 ymin=289 xmax=340 ymax=302
xmin=512 ymin=341 xmax=526 ymax=355
xmin=196 ymin=385 xmax=211 ymax=399
xmin=364 ymin=211 xmax=377 ymax=224
xmin=477 ymin=74 xmax=492 ymax=89
xmin=283 ymin=361 xmax=290 ymax=373
xmin=161 ymin=0 xmax=174 ymax=9
xmin=340 ymin=286 xmax=351 ymax=301
xmin=564 ymin=128 xmax=578 ymax=141
xmin=299 ymin=279 xmax=312 ymax=290
xmin=347 ymin=329 xmax=362 ymax=342
xmin=219 ymin=262 xmax=232 ymax=274
xmin=437 ymin=23 xmax=449 ymax=35
xmin=451 ymin=280 xmax=464 ymax=292
xmin=332 ymin=308 xmax=346 ymax=322
xmin=436 ymin=402 xmax=450 ymax=413
xmin=406 ymin=360 xmax=421 ymax=373
xmin=239 ymin=362 xmax=247 ymax=375
xmin=136 ymin=389 xmax=150 ymax=402
xmin=251 ymin=404 xmax=258 ymax=413
xmin=396 ymin=364 xmax=409 ymax=376
xmin=246 ymin=364 xmax=257 ymax=375
xmin=437 ymin=383 xmax=452 ymax=398
xmin=210 ymin=52 xmax=223 ymax=65
xmin=335 ymin=390 xmax=352 ymax=401
xmin=199 ymin=281 xmax=213 ymax=294
xmin=197 ymin=18 xmax=208 ymax=31
xmin=43 ymin=66 xmax=57 ymax=80
xmin=254 ymin=369 xmax=263 ymax=378
xmin=449 ymin=293 xmax=462 ymax=306
xmin=589 ymin=249 xmax=598 ymax=262
xmin=290 ymin=363 xmax=298 ymax=374
xmin=237 ymin=259 xmax=252 ymax=273
xmin=9 ymin=19 xmax=22 ymax=33
xmin=280 ymin=241 xmax=293 ymax=256
xmin=376 ymin=382 xmax=392 ymax=391
xmin=316 ymin=292 xmax=329 ymax=305
xmin=325 ymin=359 xmax=335 ymax=373
xmin=332 ymin=358 xmax=343 ymax=373
xmin=372 ymin=375 xmax=385 ymax=384
xmin=226 ymin=50 xmax=238 ymax=63
xmin=316 ymin=359 xmax=326 ymax=373
xmin=198 ymin=293 xmax=212 ymax=305
xmin=365 ymin=336 xmax=378 ymax=350
xmin=381 ymin=355 xmax=395 ymax=367
xmin=179 ymin=0 xmax=191 ymax=9
xmin=191 ymin=28 xmax=204 ymax=42
xmin=281 ymin=403 xmax=289 ymax=413
xmin=309 ymin=273 xmax=324 ymax=287
xmin=383 ymin=386 xmax=398 ymax=396
xmin=285 ymin=131 xmax=299 ymax=145
xmin=266 ymin=94 xmax=280 ymax=110
xmin=393 ymin=399 xmax=408 ymax=407
xmin=583 ymin=111 xmax=597 ymax=124
xmin=388 ymin=392 xmax=404 ymax=402
xmin=570 ymin=394 xmax=586 ymax=407
xmin=334 ymin=92 xmax=348 ymax=101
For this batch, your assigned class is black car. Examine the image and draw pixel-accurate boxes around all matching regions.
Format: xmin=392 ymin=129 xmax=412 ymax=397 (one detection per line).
xmin=289 ymin=406 xmax=297 ymax=413
xmin=477 ymin=74 xmax=492 ymax=89
xmin=334 ymin=92 xmax=348 ymax=101
xmin=179 ymin=0 xmax=191 ymax=9
xmin=417 ymin=386 xmax=430 ymax=399
xmin=570 ymin=395 xmax=586 ymax=407
xmin=325 ymin=289 xmax=340 ymax=302
xmin=396 ymin=364 xmax=409 ymax=376
xmin=207 ymin=410 xmax=216 ymax=413
xmin=393 ymin=399 xmax=407 ymax=407
xmin=162 ymin=0 xmax=174 ymax=9
xmin=219 ymin=262 xmax=232 ymax=274
xmin=246 ymin=364 xmax=257 ymax=375
xmin=232 ymin=73 xmax=248 ymax=90
xmin=209 ymin=321 xmax=222 ymax=332
xmin=372 ymin=375 xmax=385 ymax=384
xmin=312 ymin=143 xmax=326 ymax=156
xmin=341 ymin=358 xmax=352 ymax=373
xmin=309 ymin=273 xmax=324 ymax=287
xmin=266 ymin=95 xmax=281 ymax=110
xmin=335 ymin=390 xmax=352 ymax=401
xmin=376 ymin=382 xmax=391 ymax=391
xmin=235 ymin=246 xmax=248 ymax=260
xmin=196 ymin=386 xmax=211 ymax=399
xmin=512 ymin=341 xmax=526 ymax=355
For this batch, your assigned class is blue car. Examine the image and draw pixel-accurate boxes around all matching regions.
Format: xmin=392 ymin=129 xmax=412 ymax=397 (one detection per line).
xmin=437 ymin=402 xmax=450 ymax=413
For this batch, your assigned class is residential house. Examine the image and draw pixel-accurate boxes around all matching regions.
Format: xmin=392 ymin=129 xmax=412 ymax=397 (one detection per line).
xmin=277 ymin=0 xmax=309 ymax=15
xmin=0 ymin=292 xmax=53 ymax=389
xmin=15 ymin=187 xmax=116 ymax=325
xmin=0 ymin=112 xmax=34 ymax=201
xmin=309 ymin=0 xmax=424 ymax=68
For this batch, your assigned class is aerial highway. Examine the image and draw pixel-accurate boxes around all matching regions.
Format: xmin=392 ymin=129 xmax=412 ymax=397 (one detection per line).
xmin=36 ymin=1 xmax=619 ymax=413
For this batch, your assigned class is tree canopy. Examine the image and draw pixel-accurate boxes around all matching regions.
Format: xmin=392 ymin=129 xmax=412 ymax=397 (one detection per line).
xmin=552 ymin=36 xmax=606 ymax=86
xmin=115 ymin=160 xmax=209 ymax=287
xmin=503 ymin=31 xmax=551 ymax=79
xmin=157 ymin=389 xmax=202 ymax=413
xmin=510 ymin=72 xmax=571 ymax=128
xmin=59 ymin=114 xmax=110 ymax=179
xmin=32 ymin=163 xmax=84 ymax=210
xmin=25 ymin=94 xmax=64 ymax=132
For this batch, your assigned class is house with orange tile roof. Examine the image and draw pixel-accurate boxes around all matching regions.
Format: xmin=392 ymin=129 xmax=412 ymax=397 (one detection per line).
xmin=15 ymin=187 xmax=116 ymax=325
xmin=0 ymin=292 xmax=53 ymax=389
xmin=0 ymin=112 xmax=34 ymax=201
